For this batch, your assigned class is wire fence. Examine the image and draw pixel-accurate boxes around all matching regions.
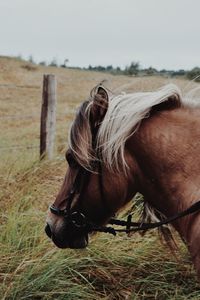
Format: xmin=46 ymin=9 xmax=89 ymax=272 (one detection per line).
xmin=0 ymin=114 xmax=69 ymax=152
xmin=0 ymin=114 xmax=39 ymax=120
xmin=0 ymin=143 xmax=67 ymax=152
xmin=0 ymin=119 xmax=68 ymax=152
xmin=0 ymin=144 xmax=39 ymax=151
xmin=0 ymin=112 xmax=72 ymax=120
xmin=0 ymin=81 xmax=70 ymax=154
xmin=0 ymin=84 xmax=40 ymax=90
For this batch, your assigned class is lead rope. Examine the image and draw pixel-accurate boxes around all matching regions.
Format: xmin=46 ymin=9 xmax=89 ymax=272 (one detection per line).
xmin=86 ymin=200 xmax=200 ymax=236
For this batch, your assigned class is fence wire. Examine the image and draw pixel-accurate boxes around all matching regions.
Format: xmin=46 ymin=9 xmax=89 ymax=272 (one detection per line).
xmin=0 ymin=114 xmax=40 ymax=120
xmin=0 ymin=112 xmax=73 ymax=120
xmin=0 ymin=143 xmax=67 ymax=152
xmin=0 ymin=84 xmax=40 ymax=89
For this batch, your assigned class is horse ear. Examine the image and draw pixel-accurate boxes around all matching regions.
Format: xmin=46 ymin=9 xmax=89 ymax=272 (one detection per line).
xmin=90 ymin=86 xmax=109 ymax=129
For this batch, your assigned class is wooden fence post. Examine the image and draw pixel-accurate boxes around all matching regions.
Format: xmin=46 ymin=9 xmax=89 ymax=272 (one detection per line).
xmin=40 ymin=74 xmax=57 ymax=159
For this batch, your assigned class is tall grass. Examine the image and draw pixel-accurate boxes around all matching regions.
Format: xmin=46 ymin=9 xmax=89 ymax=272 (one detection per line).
xmin=1 ymin=150 xmax=199 ymax=299
xmin=1 ymin=58 xmax=200 ymax=299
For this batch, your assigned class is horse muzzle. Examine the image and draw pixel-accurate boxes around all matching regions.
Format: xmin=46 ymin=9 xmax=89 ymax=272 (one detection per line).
xmin=45 ymin=220 xmax=89 ymax=249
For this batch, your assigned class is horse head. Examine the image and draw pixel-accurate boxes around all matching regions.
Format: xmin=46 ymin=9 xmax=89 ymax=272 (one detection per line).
xmin=45 ymin=85 xmax=139 ymax=248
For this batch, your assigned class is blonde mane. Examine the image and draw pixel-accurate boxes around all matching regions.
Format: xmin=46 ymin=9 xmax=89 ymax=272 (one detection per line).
xmin=69 ymin=83 xmax=200 ymax=172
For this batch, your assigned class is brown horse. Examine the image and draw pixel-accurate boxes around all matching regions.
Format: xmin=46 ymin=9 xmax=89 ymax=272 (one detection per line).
xmin=46 ymin=83 xmax=200 ymax=276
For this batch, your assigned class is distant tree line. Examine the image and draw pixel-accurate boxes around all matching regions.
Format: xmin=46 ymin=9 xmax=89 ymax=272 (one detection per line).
xmin=87 ymin=62 xmax=200 ymax=82
xmin=17 ymin=55 xmax=200 ymax=82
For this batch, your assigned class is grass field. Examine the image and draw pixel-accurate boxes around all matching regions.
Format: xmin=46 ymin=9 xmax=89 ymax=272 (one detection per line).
xmin=0 ymin=56 xmax=200 ymax=299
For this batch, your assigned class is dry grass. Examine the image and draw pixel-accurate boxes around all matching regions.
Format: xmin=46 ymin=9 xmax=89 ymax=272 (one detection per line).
xmin=0 ymin=56 xmax=200 ymax=299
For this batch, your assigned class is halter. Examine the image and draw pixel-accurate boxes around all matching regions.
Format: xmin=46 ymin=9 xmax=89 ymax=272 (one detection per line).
xmin=49 ymin=161 xmax=116 ymax=234
xmin=49 ymin=161 xmax=200 ymax=236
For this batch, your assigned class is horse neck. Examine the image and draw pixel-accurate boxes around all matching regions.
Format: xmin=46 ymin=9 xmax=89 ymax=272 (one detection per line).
xmin=128 ymin=107 xmax=200 ymax=240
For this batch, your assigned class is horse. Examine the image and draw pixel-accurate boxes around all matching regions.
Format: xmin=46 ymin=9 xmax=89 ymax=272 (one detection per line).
xmin=45 ymin=83 xmax=200 ymax=277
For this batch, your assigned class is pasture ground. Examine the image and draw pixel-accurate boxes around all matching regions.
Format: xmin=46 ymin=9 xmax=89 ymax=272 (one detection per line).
xmin=0 ymin=56 xmax=200 ymax=299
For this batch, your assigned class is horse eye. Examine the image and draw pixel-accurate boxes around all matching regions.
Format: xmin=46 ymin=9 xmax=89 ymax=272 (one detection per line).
xmin=65 ymin=152 xmax=78 ymax=168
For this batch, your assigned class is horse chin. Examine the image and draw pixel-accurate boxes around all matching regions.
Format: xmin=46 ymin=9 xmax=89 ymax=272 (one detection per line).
xmin=68 ymin=234 xmax=88 ymax=249
xmin=51 ymin=233 xmax=88 ymax=249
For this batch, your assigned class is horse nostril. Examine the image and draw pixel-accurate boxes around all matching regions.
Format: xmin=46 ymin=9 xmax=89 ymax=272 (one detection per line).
xmin=45 ymin=223 xmax=52 ymax=238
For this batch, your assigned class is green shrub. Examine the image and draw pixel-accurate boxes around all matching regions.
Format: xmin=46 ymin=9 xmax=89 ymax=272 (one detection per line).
xmin=186 ymin=67 xmax=200 ymax=82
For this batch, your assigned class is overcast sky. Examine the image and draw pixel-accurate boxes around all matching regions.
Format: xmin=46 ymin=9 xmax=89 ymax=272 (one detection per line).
xmin=0 ymin=0 xmax=199 ymax=70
